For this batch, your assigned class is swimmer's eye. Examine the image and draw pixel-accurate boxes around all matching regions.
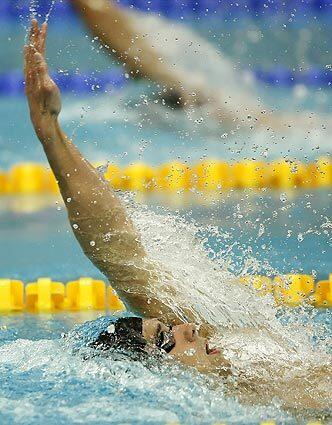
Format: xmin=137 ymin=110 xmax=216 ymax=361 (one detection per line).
xmin=156 ymin=328 xmax=175 ymax=353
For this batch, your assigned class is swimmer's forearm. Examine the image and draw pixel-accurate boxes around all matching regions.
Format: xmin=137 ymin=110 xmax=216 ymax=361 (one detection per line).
xmin=38 ymin=119 xmax=129 ymax=227
xmin=71 ymin=0 xmax=185 ymax=92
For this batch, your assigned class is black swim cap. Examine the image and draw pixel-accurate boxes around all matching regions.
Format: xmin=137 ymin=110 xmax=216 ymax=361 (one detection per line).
xmin=91 ymin=317 xmax=147 ymax=353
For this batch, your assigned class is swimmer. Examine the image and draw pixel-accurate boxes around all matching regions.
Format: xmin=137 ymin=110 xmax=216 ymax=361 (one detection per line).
xmin=71 ymin=0 xmax=331 ymax=133
xmin=24 ymin=20 xmax=331 ymax=414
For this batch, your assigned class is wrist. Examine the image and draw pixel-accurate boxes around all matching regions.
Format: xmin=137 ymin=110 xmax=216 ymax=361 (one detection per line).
xmin=32 ymin=114 xmax=60 ymax=144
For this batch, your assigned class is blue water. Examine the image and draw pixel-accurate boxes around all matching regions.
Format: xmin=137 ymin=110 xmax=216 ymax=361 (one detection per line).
xmin=0 ymin=315 xmax=296 ymax=425
xmin=0 ymin=189 xmax=331 ymax=424
xmin=0 ymin=190 xmax=331 ymax=281
xmin=1 ymin=11 xmax=332 ymax=425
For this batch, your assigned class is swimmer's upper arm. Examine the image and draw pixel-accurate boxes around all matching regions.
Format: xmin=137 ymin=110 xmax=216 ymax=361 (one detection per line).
xmin=24 ymin=19 xmax=211 ymax=327
xmin=23 ymin=20 xmax=152 ymax=311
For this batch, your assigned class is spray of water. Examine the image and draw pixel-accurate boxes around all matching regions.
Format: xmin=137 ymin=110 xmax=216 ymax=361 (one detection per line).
xmin=119 ymin=192 xmax=331 ymax=409
xmin=29 ymin=0 xmax=38 ymax=19
xmin=45 ymin=0 xmax=57 ymax=23
xmin=0 ymin=336 xmax=294 ymax=423
xmin=130 ymin=8 xmax=259 ymax=120
xmin=27 ymin=0 xmax=57 ymax=27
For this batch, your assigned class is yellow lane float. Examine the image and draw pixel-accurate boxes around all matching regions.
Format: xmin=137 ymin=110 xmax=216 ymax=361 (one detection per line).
xmin=7 ymin=163 xmax=49 ymax=193
xmin=26 ymin=277 xmax=65 ymax=311
xmin=157 ymin=161 xmax=191 ymax=191
xmin=66 ymin=277 xmax=106 ymax=311
xmin=273 ymin=274 xmax=315 ymax=306
xmin=103 ymin=163 xmax=122 ymax=189
xmin=122 ymin=163 xmax=155 ymax=191
xmin=0 ymin=274 xmax=331 ymax=313
xmin=308 ymin=156 xmax=332 ymax=188
xmin=239 ymin=275 xmax=273 ymax=296
xmin=313 ymin=274 xmax=332 ymax=307
xmin=0 ymin=158 xmax=331 ymax=194
xmin=192 ymin=160 xmax=232 ymax=191
xmin=0 ymin=277 xmax=125 ymax=313
xmin=269 ymin=160 xmax=310 ymax=189
xmin=233 ymin=160 xmax=266 ymax=188
xmin=0 ymin=279 xmax=24 ymax=312
xmin=240 ymin=273 xmax=331 ymax=307
xmin=107 ymin=285 xmax=126 ymax=311
xmin=0 ymin=171 xmax=8 ymax=193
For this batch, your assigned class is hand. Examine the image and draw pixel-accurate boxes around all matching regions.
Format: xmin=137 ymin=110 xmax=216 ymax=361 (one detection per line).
xmin=24 ymin=19 xmax=61 ymax=141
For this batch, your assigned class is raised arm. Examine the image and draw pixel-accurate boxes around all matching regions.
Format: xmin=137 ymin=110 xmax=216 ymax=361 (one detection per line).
xmin=24 ymin=19 xmax=206 ymax=328
xmin=71 ymin=0 xmax=203 ymax=106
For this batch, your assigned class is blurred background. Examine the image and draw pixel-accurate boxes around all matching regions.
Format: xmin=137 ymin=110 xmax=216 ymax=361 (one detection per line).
xmin=0 ymin=0 xmax=331 ymax=281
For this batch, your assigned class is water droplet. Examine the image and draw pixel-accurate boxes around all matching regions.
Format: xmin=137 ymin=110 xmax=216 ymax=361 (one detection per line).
xmin=72 ymin=224 xmax=78 ymax=230
xmin=280 ymin=193 xmax=287 ymax=203
xmin=258 ymin=223 xmax=265 ymax=237
xmin=66 ymin=197 xmax=72 ymax=203
xmin=90 ymin=241 xmax=96 ymax=247
xmin=107 ymin=324 xmax=115 ymax=334
xmin=184 ymin=348 xmax=196 ymax=356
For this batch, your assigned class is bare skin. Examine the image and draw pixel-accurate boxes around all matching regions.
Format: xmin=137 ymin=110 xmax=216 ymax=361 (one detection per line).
xmin=24 ymin=19 xmax=223 ymax=373
xmin=24 ymin=20 xmax=331 ymax=413
xmin=71 ymin=0 xmax=198 ymax=107
xmin=71 ymin=0 xmax=331 ymax=132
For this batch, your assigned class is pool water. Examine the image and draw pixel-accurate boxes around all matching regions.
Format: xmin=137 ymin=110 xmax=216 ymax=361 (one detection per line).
xmin=1 ymin=10 xmax=332 ymax=425
xmin=0 ymin=190 xmax=331 ymax=424
xmin=0 ymin=314 xmax=300 ymax=425
xmin=0 ymin=190 xmax=331 ymax=281
xmin=1 ymin=12 xmax=332 ymax=169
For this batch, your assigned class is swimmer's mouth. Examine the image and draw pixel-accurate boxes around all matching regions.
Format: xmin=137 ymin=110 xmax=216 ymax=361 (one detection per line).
xmin=206 ymin=342 xmax=220 ymax=355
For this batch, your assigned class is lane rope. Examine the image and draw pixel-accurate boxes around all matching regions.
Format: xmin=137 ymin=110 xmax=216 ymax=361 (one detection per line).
xmin=0 ymin=66 xmax=331 ymax=96
xmin=0 ymin=158 xmax=331 ymax=195
xmin=0 ymin=274 xmax=331 ymax=313
xmin=1 ymin=0 xmax=331 ymax=21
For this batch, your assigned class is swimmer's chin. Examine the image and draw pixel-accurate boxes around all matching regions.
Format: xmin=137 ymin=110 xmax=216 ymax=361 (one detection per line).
xmin=170 ymin=349 xmax=231 ymax=376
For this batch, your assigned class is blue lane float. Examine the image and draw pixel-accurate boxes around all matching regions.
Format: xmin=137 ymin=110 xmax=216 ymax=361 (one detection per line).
xmin=1 ymin=0 xmax=331 ymax=21
xmin=0 ymin=67 xmax=330 ymax=96
xmin=0 ymin=70 xmax=128 ymax=96
xmin=52 ymin=70 xmax=128 ymax=94
xmin=254 ymin=67 xmax=332 ymax=87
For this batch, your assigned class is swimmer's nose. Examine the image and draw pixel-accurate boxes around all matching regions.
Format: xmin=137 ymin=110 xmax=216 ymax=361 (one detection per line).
xmin=173 ymin=323 xmax=198 ymax=342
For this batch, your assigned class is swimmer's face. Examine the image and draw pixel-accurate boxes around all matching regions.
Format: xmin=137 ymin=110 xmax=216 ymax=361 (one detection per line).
xmin=142 ymin=319 xmax=227 ymax=374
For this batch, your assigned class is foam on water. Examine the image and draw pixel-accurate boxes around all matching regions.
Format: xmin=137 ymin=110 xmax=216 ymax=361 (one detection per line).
xmin=122 ymin=193 xmax=331 ymax=409
xmin=1 ymin=5 xmax=331 ymax=422
xmin=0 ymin=337 xmax=293 ymax=424
xmin=0 ymin=193 xmax=330 ymax=421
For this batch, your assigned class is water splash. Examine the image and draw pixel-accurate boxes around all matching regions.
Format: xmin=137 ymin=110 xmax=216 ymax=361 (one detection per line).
xmin=120 ymin=193 xmax=331 ymax=410
xmin=0 ymin=336 xmax=295 ymax=424
xmin=127 ymin=196 xmax=275 ymax=329
xmin=29 ymin=0 xmax=38 ymax=19
xmin=45 ymin=0 xmax=57 ymax=23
